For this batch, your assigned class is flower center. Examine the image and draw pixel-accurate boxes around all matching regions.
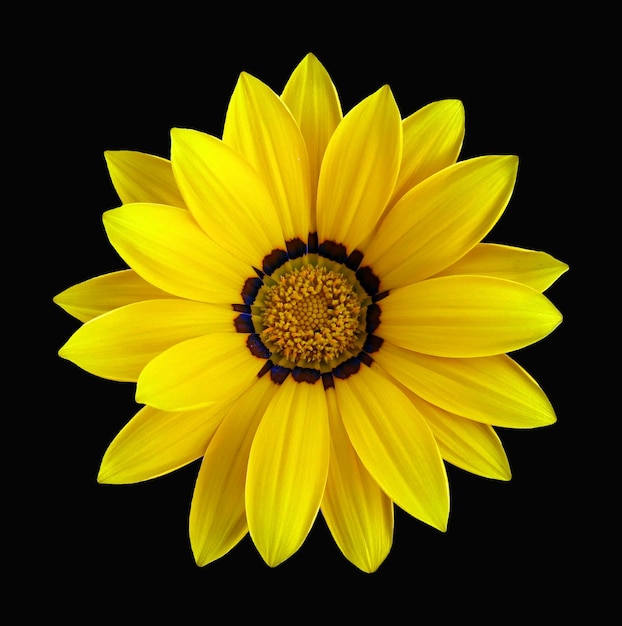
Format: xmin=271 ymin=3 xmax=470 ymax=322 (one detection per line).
xmin=259 ymin=265 xmax=363 ymax=364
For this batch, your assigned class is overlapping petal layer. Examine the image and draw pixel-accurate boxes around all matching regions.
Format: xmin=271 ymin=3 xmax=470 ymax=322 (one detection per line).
xmin=59 ymin=299 xmax=235 ymax=381
xmin=317 ymin=86 xmax=402 ymax=250
xmin=53 ymin=269 xmax=172 ymax=323
xmin=334 ymin=365 xmax=449 ymax=531
xmin=105 ymin=150 xmax=187 ymax=207
xmin=321 ymin=389 xmax=393 ymax=573
xmin=433 ymin=243 xmax=569 ymax=292
xmin=380 ymin=275 xmax=562 ymax=357
xmin=280 ymin=53 xmax=342 ymax=217
xmin=170 ymin=129 xmax=285 ymax=268
xmin=190 ymin=376 xmax=278 ymax=565
xmin=103 ymin=203 xmax=250 ymax=303
xmin=388 ymin=99 xmax=465 ymax=209
xmin=136 ymin=333 xmax=261 ymax=411
xmin=98 ymin=404 xmax=226 ymax=484
xmin=373 ymin=342 xmax=556 ymax=428
xmin=403 ymin=390 xmax=511 ymax=480
xmin=223 ymin=72 xmax=311 ymax=240
xmin=246 ymin=378 xmax=330 ymax=566
xmin=364 ymin=155 xmax=518 ymax=288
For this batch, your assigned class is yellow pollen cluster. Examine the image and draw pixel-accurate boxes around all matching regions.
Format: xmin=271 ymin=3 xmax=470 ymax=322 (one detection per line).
xmin=261 ymin=265 xmax=362 ymax=364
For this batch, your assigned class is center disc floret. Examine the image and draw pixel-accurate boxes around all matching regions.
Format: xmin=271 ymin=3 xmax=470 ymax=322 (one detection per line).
xmin=259 ymin=264 xmax=363 ymax=365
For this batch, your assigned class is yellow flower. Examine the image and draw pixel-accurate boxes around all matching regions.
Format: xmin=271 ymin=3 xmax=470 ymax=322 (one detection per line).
xmin=55 ymin=53 xmax=567 ymax=573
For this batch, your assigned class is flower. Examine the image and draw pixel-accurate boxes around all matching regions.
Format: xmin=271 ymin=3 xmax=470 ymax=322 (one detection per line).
xmin=55 ymin=53 xmax=567 ymax=573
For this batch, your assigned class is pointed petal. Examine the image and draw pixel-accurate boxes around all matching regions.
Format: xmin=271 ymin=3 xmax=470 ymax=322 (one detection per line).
xmin=53 ymin=270 xmax=172 ymax=322
xmin=223 ymin=72 xmax=311 ymax=240
xmin=281 ymin=53 xmax=342 ymax=218
xmin=97 ymin=404 xmax=225 ymax=484
xmin=334 ymin=365 xmax=449 ymax=531
xmin=433 ymin=243 xmax=569 ymax=292
xmin=58 ymin=299 xmax=235 ymax=382
xmin=373 ymin=341 xmax=557 ymax=428
xmin=103 ymin=203 xmax=251 ymax=304
xmin=403 ymin=390 xmax=511 ymax=480
xmin=380 ymin=275 xmax=562 ymax=357
xmin=136 ymin=332 xmax=263 ymax=411
xmin=364 ymin=156 xmax=519 ymax=289
xmin=170 ymin=128 xmax=285 ymax=268
xmin=104 ymin=150 xmax=187 ymax=207
xmin=246 ymin=378 xmax=329 ymax=567
xmin=316 ymin=85 xmax=402 ymax=250
xmin=389 ymin=99 xmax=465 ymax=207
xmin=190 ymin=376 xmax=278 ymax=566
xmin=321 ymin=388 xmax=393 ymax=573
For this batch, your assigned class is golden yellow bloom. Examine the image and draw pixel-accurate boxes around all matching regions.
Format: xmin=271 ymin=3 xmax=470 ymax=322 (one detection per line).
xmin=55 ymin=53 xmax=567 ymax=573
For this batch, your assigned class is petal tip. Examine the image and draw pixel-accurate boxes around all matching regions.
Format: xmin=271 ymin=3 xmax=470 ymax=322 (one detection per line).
xmin=506 ymin=153 xmax=520 ymax=170
xmin=170 ymin=127 xmax=196 ymax=145
xmin=57 ymin=339 xmax=73 ymax=361
xmin=96 ymin=462 xmax=116 ymax=485
xmin=377 ymin=83 xmax=395 ymax=101
xmin=500 ymin=469 xmax=513 ymax=482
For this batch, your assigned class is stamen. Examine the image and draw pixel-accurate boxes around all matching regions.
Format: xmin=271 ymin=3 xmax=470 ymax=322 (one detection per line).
xmin=259 ymin=264 xmax=363 ymax=364
xmin=239 ymin=244 xmax=386 ymax=382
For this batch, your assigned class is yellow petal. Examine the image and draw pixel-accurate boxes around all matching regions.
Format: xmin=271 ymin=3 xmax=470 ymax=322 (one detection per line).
xmin=433 ymin=243 xmax=569 ymax=292
xmin=59 ymin=299 xmax=235 ymax=382
xmin=170 ymin=128 xmax=285 ymax=268
xmin=388 ymin=99 xmax=465 ymax=208
xmin=136 ymin=332 xmax=263 ymax=411
xmin=334 ymin=365 xmax=449 ymax=531
xmin=316 ymin=85 xmax=402 ymax=250
xmin=104 ymin=150 xmax=187 ymax=207
xmin=364 ymin=156 xmax=518 ymax=289
xmin=103 ymin=203 xmax=251 ymax=304
xmin=97 ymin=404 xmax=226 ymax=484
xmin=53 ymin=269 xmax=172 ymax=323
xmin=373 ymin=341 xmax=556 ymax=428
xmin=403 ymin=389 xmax=511 ymax=480
xmin=281 ymin=53 xmax=342 ymax=219
xmin=190 ymin=376 xmax=278 ymax=566
xmin=223 ymin=72 xmax=311 ymax=240
xmin=380 ymin=275 xmax=562 ymax=357
xmin=321 ymin=388 xmax=393 ymax=573
xmin=246 ymin=377 xmax=330 ymax=567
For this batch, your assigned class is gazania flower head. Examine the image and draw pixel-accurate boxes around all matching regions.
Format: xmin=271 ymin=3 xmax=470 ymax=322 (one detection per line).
xmin=55 ymin=53 xmax=567 ymax=573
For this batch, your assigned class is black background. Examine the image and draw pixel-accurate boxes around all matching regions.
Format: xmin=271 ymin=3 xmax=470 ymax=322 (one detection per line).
xmin=23 ymin=5 xmax=606 ymax=621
